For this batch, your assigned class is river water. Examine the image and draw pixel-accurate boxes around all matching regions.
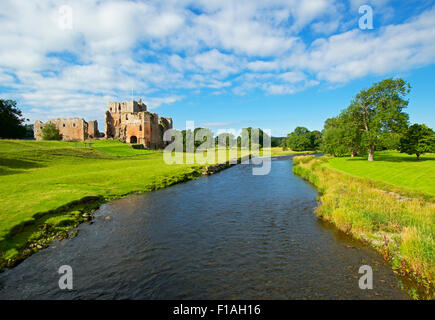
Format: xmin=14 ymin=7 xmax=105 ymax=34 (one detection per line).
xmin=0 ymin=156 xmax=409 ymax=299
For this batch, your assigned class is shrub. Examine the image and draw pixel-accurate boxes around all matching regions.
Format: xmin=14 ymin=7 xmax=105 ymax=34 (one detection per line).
xmin=42 ymin=123 xmax=62 ymax=140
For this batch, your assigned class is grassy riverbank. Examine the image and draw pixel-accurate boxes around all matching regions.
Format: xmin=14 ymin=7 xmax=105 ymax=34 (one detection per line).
xmin=0 ymin=139 xmax=251 ymax=269
xmin=293 ymin=152 xmax=434 ymax=298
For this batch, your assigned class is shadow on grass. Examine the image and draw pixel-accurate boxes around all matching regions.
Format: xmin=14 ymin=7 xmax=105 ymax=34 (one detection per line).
xmin=345 ymin=154 xmax=435 ymax=162
xmin=0 ymin=158 xmax=46 ymax=176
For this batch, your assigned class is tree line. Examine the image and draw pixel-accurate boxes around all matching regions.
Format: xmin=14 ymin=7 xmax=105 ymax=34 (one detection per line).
xmin=175 ymin=127 xmax=271 ymax=151
xmin=2 ymin=79 xmax=434 ymax=160
xmin=279 ymin=78 xmax=435 ymax=160
xmin=321 ymin=78 xmax=435 ymax=160
xmin=0 ymin=99 xmax=33 ymax=139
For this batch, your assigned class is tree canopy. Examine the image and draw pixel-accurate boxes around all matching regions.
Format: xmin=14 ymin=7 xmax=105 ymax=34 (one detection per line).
xmin=42 ymin=123 xmax=63 ymax=140
xmin=0 ymin=99 xmax=28 ymax=139
xmin=321 ymin=116 xmax=353 ymax=157
xmin=286 ymin=127 xmax=321 ymax=151
xmin=321 ymin=78 xmax=410 ymax=160
xmin=354 ymin=78 xmax=410 ymax=161
xmin=321 ymin=102 xmax=364 ymax=157
xmin=400 ymin=123 xmax=435 ymax=160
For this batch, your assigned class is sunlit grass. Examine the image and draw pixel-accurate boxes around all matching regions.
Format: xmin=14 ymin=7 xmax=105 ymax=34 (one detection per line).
xmin=293 ymin=154 xmax=435 ymax=288
xmin=325 ymin=151 xmax=435 ymax=197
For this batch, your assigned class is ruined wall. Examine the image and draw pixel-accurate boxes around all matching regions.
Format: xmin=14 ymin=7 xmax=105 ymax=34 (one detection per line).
xmin=158 ymin=117 xmax=173 ymax=148
xmin=34 ymin=118 xmax=98 ymax=141
xmin=105 ymin=100 xmax=173 ymax=149
xmin=107 ymin=99 xmax=147 ymax=114
xmin=87 ymin=120 xmax=99 ymax=139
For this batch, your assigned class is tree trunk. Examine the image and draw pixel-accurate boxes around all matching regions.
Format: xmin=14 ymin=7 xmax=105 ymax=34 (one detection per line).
xmin=416 ymin=153 xmax=420 ymax=160
xmin=351 ymin=147 xmax=358 ymax=158
xmin=368 ymin=146 xmax=375 ymax=161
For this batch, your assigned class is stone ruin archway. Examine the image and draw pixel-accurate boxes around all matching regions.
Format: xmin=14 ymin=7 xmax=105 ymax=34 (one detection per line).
xmin=130 ymin=136 xmax=137 ymax=144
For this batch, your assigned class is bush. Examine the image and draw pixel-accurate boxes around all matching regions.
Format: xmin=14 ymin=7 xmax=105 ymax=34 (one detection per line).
xmin=42 ymin=123 xmax=62 ymax=140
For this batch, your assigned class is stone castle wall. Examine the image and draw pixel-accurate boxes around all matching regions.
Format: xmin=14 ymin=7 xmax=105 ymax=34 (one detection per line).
xmin=34 ymin=118 xmax=99 ymax=141
xmin=105 ymin=100 xmax=172 ymax=149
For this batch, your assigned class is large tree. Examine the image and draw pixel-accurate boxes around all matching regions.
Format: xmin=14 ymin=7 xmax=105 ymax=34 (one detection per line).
xmin=0 ymin=99 xmax=28 ymax=139
xmin=400 ymin=124 xmax=435 ymax=160
xmin=353 ymin=78 xmax=410 ymax=161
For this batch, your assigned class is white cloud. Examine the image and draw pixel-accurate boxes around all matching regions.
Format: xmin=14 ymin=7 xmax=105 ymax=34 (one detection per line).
xmin=288 ymin=7 xmax=435 ymax=82
xmin=0 ymin=0 xmax=434 ymax=122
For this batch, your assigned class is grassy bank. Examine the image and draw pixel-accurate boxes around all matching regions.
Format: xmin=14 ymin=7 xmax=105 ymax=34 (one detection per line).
xmin=0 ymin=139 xmax=249 ymax=269
xmin=292 ymin=152 xmax=434 ymax=298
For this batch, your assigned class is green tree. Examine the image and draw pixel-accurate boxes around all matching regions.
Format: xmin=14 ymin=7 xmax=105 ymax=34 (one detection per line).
xmin=286 ymin=127 xmax=312 ymax=151
xmin=42 ymin=123 xmax=63 ymax=140
xmin=238 ymin=127 xmax=269 ymax=148
xmin=340 ymin=103 xmax=364 ymax=157
xmin=321 ymin=117 xmax=350 ymax=156
xmin=216 ymin=133 xmax=235 ymax=147
xmin=24 ymin=124 xmax=34 ymax=139
xmin=0 ymin=99 xmax=28 ymax=138
xmin=310 ymin=130 xmax=322 ymax=150
xmin=194 ymin=127 xmax=214 ymax=149
xmin=280 ymin=138 xmax=288 ymax=150
xmin=377 ymin=132 xmax=403 ymax=151
xmin=353 ymin=78 xmax=410 ymax=161
xmin=400 ymin=124 xmax=435 ymax=160
xmin=271 ymin=137 xmax=285 ymax=147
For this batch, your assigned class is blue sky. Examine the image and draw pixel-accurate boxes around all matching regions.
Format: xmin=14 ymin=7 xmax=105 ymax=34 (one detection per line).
xmin=0 ymin=0 xmax=434 ymax=137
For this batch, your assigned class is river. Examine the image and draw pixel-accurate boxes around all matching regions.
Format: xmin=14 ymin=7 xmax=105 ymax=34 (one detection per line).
xmin=0 ymin=156 xmax=409 ymax=299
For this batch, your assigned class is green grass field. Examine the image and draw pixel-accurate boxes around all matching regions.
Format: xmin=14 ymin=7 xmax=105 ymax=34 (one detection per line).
xmin=325 ymin=151 xmax=435 ymax=197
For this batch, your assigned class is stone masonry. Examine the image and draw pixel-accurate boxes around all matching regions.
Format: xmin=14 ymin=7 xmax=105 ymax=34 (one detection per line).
xmin=104 ymin=99 xmax=173 ymax=149
xmin=34 ymin=118 xmax=99 ymax=141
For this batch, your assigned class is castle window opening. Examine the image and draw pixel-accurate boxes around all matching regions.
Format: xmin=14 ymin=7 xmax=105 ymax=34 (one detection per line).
xmin=139 ymin=125 xmax=142 ymax=131
xmin=130 ymin=136 xmax=137 ymax=144
xmin=63 ymin=124 xmax=65 ymax=127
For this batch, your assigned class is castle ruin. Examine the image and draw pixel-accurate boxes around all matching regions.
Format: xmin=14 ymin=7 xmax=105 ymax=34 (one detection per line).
xmin=105 ymin=99 xmax=172 ymax=149
xmin=33 ymin=99 xmax=172 ymax=149
xmin=34 ymin=118 xmax=99 ymax=141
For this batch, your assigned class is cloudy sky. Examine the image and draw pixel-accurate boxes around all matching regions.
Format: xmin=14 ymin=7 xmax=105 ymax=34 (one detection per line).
xmin=1 ymin=0 xmax=434 ymax=136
